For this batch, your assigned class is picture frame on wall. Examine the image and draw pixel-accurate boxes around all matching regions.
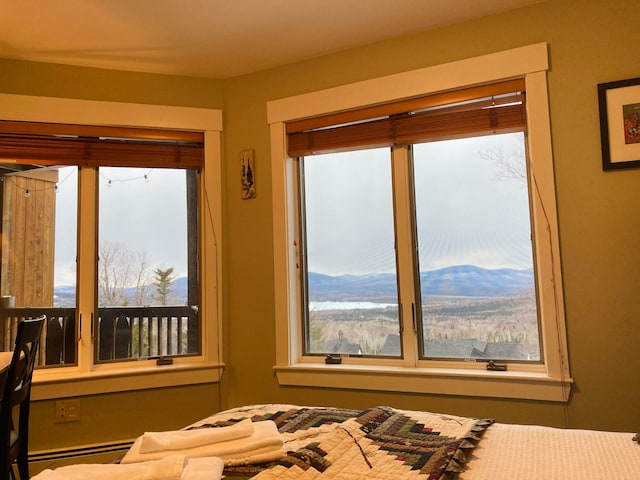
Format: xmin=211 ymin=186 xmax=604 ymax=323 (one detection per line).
xmin=598 ymin=77 xmax=640 ymax=170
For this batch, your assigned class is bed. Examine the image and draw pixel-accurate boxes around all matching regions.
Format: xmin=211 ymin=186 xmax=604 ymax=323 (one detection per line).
xmin=119 ymin=403 xmax=640 ymax=480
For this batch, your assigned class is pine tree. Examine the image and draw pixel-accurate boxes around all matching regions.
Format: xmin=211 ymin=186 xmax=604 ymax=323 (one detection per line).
xmin=153 ymin=267 xmax=175 ymax=305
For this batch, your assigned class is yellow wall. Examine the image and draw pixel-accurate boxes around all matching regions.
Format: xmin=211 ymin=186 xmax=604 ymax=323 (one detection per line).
xmin=1 ymin=0 xmax=640 ymax=456
xmin=222 ymin=0 xmax=640 ymax=431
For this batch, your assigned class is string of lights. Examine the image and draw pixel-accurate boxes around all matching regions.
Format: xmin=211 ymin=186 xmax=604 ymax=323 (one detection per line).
xmin=100 ymin=168 xmax=153 ymax=186
xmin=0 ymin=167 xmax=154 ymax=197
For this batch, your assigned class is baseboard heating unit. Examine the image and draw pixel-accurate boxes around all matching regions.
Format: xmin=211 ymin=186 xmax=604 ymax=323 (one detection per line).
xmin=29 ymin=440 xmax=134 ymax=474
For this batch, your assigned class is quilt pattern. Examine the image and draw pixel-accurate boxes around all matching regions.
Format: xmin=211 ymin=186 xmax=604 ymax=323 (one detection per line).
xmin=188 ymin=404 xmax=493 ymax=480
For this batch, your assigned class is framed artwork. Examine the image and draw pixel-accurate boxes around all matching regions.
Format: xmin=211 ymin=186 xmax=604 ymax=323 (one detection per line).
xmin=598 ymin=77 xmax=640 ymax=170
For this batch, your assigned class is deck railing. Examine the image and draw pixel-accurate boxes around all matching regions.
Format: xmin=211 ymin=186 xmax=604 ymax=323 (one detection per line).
xmin=97 ymin=306 xmax=199 ymax=361
xmin=0 ymin=307 xmax=76 ymax=366
xmin=0 ymin=305 xmax=198 ymax=366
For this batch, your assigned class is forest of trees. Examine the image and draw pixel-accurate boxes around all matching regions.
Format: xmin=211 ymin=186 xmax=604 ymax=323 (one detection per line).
xmin=308 ymin=293 xmax=539 ymax=360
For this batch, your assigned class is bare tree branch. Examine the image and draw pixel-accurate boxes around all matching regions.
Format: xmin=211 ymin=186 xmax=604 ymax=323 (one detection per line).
xmin=98 ymin=241 xmax=152 ymax=306
xmin=479 ymin=144 xmax=527 ymax=185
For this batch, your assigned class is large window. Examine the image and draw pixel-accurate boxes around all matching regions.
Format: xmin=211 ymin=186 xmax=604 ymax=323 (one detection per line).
xmin=300 ymin=133 xmax=538 ymax=362
xmin=0 ymin=162 xmax=201 ymax=366
xmin=269 ymin=43 xmax=572 ymax=401
xmin=0 ymin=95 xmax=223 ymax=398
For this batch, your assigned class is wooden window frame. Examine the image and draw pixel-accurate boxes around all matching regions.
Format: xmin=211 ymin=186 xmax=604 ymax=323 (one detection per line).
xmin=268 ymin=43 xmax=572 ymax=402
xmin=0 ymin=94 xmax=223 ymax=399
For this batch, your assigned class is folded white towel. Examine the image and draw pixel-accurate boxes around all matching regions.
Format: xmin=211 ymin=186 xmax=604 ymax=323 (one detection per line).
xmin=140 ymin=418 xmax=255 ymax=453
xmin=32 ymin=455 xmax=187 ymax=480
xmin=180 ymin=457 xmax=224 ymax=480
xmin=122 ymin=420 xmax=284 ymax=466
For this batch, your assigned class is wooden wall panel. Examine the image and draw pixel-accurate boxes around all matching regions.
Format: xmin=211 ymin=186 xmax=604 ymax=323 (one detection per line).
xmin=1 ymin=169 xmax=57 ymax=307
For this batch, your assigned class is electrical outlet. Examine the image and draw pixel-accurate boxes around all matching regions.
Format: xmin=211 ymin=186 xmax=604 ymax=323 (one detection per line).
xmin=54 ymin=399 xmax=80 ymax=423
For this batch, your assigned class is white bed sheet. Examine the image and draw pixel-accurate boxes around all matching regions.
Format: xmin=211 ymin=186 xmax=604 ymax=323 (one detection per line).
xmin=460 ymin=422 xmax=640 ymax=480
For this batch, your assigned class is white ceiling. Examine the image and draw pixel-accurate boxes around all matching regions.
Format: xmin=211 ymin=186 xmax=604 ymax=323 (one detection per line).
xmin=0 ymin=0 xmax=542 ymax=79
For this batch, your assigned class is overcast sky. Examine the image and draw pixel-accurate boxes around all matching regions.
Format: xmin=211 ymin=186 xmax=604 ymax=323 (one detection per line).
xmin=54 ymin=167 xmax=188 ymax=286
xmin=52 ymin=133 xmax=531 ymax=286
xmin=303 ymin=132 xmax=533 ymax=276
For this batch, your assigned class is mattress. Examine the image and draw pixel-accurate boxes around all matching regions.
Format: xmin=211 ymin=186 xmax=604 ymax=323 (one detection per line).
xmin=460 ymin=422 xmax=640 ymax=480
xmin=120 ymin=403 xmax=640 ymax=480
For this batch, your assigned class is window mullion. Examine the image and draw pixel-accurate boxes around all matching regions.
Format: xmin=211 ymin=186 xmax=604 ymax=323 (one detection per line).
xmin=391 ymin=146 xmax=419 ymax=367
xmin=76 ymin=166 xmax=98 ymax=373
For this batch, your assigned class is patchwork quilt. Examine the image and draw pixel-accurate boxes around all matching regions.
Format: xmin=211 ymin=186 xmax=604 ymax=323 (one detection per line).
xmin=186 ymin=404 xmax=493 ymax=480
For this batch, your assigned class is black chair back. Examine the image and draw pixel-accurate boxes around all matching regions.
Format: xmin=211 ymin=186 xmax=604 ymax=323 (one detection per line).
xmin=0 ymin=315 xmax=45 ymax=480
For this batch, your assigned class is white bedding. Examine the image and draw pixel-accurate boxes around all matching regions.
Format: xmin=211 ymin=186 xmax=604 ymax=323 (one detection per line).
xmin=460 ymin=422 xmax=640 ymax=480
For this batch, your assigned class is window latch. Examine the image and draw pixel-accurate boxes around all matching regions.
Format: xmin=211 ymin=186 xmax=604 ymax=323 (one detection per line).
xmin=486 ymin=360 xmax=507 ymax=371
xmin=325 ymin=355 xmax=342 ymax=365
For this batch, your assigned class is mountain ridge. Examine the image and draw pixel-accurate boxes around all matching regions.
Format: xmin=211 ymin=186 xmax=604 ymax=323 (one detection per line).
xmin=308 ymin=265 xmax=534 ymax=301
xmin=54 ymin=265 xmax=534 ymax=306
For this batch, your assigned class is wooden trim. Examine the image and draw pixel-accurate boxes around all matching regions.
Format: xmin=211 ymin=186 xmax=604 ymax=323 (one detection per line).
xmin=287 ymin=96 xmax=526 ymax=157
xmin=0 ymin=120 xmax=204 ymax=143
xmin=286 ymin=78 xmax=525 ymax=134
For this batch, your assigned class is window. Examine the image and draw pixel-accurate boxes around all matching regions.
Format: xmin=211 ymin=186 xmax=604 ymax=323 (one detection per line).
xmin=300 ymin=133 xmax=538 ymax=362
xmin=269 ymin=43 xmax=572 ymax=401
xmin=0 ymin=95 xmax=223 ymax=398
xmin=96 ymin=166 xmax=199 ymax=363
xmin=301 ymin=148 xmax=399 ymax=357
xmin=413 ymin=133 xmax=539 ymax=362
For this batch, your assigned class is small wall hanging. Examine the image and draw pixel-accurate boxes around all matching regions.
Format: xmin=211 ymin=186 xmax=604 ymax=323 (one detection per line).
xmin=598 ymin=77 xmax=640 ymax=170
xmin=241 ymin=149 xmax=256 ymax=199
